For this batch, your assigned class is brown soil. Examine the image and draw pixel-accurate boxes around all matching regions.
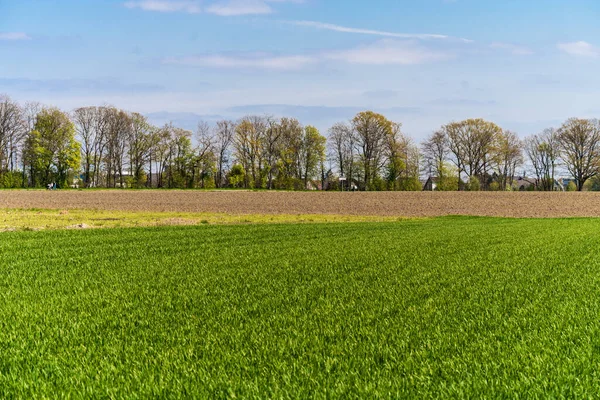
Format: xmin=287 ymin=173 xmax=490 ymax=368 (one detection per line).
xmin=2 ymin=190 xmax=600 ymax=218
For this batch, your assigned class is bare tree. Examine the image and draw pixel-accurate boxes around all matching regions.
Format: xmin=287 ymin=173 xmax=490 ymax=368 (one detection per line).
xmin=73 ymin=107 xmax=99 ymax=187
xmin=213 ymin=120 xmax=235 ymax=188
xmin=194 ymin=121 xmax=215 ymax=188
xmin=104 ymin=108 xmax=130 ymax=188
xmin=557 ymin=118 xmax=600 ymax=191
xmin=21 ymin=102 xmax=42 ymax=186
xmin=262 ymin=117 xmax=283 ymax=190
xmin=525 ymin=129 xmax=559 ymax=191
xmin=493 ymin=130 xmax=523 ymax=190
xmin=444 ymin=119 xmax=502 ymax=189
xmin=421 ymin=130 xmax=448 ymax=178
xmin=328 ymin=122 xmax=356 ymax=189
xmin=0 ymin=96 xmax=26 ymax=181
xmin=128 ymin=113 xmax=154 ymax=187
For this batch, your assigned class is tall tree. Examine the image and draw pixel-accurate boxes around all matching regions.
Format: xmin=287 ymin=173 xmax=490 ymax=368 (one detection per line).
xmin=0 ymin=95 xmax=25 ymax=183
xmin=352 ymin=111 xmax=393 ymax=190
xmin=128 ymin=113 xmax=154 ymax=188
xmin=492 ymin=130 xmax=523 ymax=190
xmin=385 ymin=122 xmax=407 ymax=191
xmin=104 ymin=108 xmax=130 ymax=188
xmin=444 ymin=119 xmax=502 ymax=190
xmin=328 ymin=122 xmax=356 ymax=190
xmin=525 ymin=128 xmax=559 ymax=191
xmin=421 ymin=130 xmax=448 ymax=178
xmin=195 ymin=121 xmax=215 ymax=188
xmin=299 ymin=126 xmax=326 ymax=189
xmin=557 ymin=118 xmax=600 ymax=191
xmin=25 ymin=108 xmax=80 ymax=187
xmin=277 ymin=117 xmax=303 ymax=189
xmin=213 ymin=120 xmax=235 ymax=188
xmin=234 ymin=116 xmax=265 ymax=189
xmin=73 ymin=106 xmax=100 ymax=187
xmin=262 ymin=117 xmax=283 ymax=190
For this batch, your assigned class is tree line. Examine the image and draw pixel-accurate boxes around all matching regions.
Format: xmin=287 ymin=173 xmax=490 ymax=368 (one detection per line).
xmin=1 ymin=94 xmax=600 ymax=191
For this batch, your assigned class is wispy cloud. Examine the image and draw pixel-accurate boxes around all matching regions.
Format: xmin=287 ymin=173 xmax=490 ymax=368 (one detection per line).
xmin=557 ymin=41 xmax=600 ymax=57
xmin=291 ymin=20 xmax=472 ymax=43
xmin=0 ymin=77 xmax=165 ymax=93
xmin=124 ymin=0 xmax=201 ymax=13
xmin=0 ymin=32 xmax=31 ymax=41
xmin=163 ymin=53 xmax=316 ymax=70
xmin=326 ymin=39 xmax=452 ymax=65
xmin=490 ymin=42 xmax=533 ymax=55
xmin=124 ymin=0 xmax=301 ymax=15
xmin=206 ymin=0 xmax=273 ymax=16
xmin=164 ymin=39 xmax=454 ymax=70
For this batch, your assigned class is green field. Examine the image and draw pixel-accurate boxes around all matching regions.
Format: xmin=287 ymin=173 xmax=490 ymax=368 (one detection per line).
xmin=2 ymin=217 xmax=600 ymax=397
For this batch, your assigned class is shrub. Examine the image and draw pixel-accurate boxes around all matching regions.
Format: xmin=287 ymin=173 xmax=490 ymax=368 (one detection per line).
xmin=467 ymin=176 xmax=481 ymax=191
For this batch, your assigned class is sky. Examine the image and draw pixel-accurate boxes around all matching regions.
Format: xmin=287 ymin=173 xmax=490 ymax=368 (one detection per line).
xmin=1 ymin=0 xmax=600 ymax=139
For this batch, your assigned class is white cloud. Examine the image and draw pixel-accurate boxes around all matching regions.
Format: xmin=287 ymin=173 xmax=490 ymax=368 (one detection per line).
xmin=124 ymin=0 xmax=300 ymax=15
xmin=163 ymin=53 xmax=316 ymax=70
xmin=557 ymin=41 xmax=600 ymax=57
xmin=164 ymin=39 xmax=453 ymax=70
xmin=291 ymin=20 xmax=473 ymax=43
xmin=124 ymin=0 xmax=201 ymax=13
xmin=490 ymin=42 xmax=533 ymax=55
xmin=206 ymin=0 xmax=273 ymax=16
xmin=0 ymin=32 xmax=31 ymax=41
xmin=325 ymin=40 xmax=452 ymax=65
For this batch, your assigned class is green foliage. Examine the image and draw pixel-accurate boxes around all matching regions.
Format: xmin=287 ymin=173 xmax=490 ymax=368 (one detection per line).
xmin=567 ymin=181 xmax=578 ymax=192
xmin=0 ymin=171 xmax=25 ymax=188
xmin=584 ymin=177 xmax=600 ymax=191
xmin=2 ymin=218 xmax=600 ymax=396
xmin=228 ymin=164 xmax=246 ymax=188
xmin=467 ymin=176 xmax=481 ymax=191
xmin=398 ymin=177 xmax=422 ymax=191
xmin=437 ymin=163 xmax=459 ymax=191
xmin=300 ymin=126 xmax=327 ymax=188
xmin=24 ymin=108 xmax=80 ymax=187
xmin=489 ymin=181 xmax=500 ymax=191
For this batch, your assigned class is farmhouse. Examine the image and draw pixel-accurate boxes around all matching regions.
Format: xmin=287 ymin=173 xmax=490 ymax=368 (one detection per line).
xmin=513 ymin=176 xmax=565 ymax=191
xmin=422 ymin=177 xmax=439 ymax=191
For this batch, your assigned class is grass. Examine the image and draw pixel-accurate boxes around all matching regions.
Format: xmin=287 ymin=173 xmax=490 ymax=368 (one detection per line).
xmin=2 ymin=217 xmax=600 ymax=397
xmin=0 ymin=208 xmax=404 ymax=231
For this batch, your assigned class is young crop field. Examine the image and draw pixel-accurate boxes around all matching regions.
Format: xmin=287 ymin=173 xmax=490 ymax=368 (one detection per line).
xmin=2 ymin=217 xmax=600 ymax=397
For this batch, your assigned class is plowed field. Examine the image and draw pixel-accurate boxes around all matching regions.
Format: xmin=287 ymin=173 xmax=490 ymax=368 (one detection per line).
xmin=1 ymin=190 xmax=600 ymax=217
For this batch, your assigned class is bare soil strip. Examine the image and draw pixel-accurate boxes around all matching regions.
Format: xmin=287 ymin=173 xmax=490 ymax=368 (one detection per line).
xmin=1 ymin=190 xmax=600 ymax=218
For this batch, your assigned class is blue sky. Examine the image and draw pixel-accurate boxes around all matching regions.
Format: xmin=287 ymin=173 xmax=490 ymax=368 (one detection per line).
xmin=1 ymin=0 xmax=600 ymax=138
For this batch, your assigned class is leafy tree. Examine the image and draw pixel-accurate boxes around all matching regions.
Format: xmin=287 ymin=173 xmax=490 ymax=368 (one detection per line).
xmin=557 ymin=118 xmax=600 ymax=191
xmin=352 ymin=111 xmax=393 ymax=190
xmin=25 ymin=108 xmax=80 ymax=187
xmin=437 ymin=163 xmax=459 ymax=191
xmin=299 ymin=126 xmax=326 ymax=189
xmin=228 ymin=164 xmax=246 ymax=188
